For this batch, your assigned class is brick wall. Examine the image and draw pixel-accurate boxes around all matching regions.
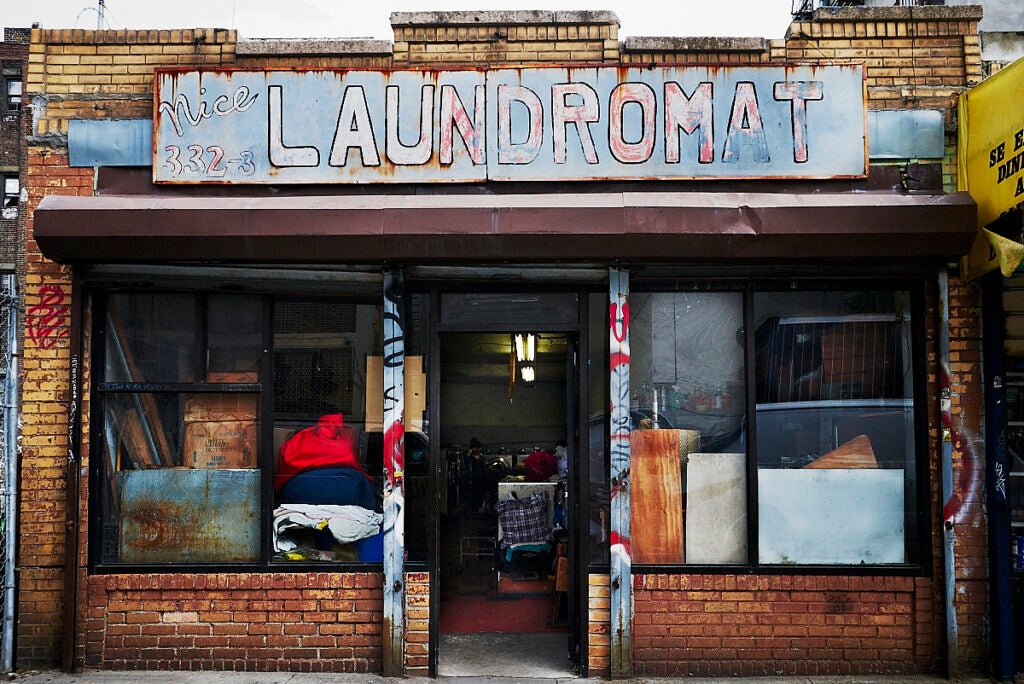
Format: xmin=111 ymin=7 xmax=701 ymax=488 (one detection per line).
xmin=84 ymin=573 xmax=382 ymax=671
xmin=587 ymin=574 xmax=610 ymax=677
xmin=19 ymin=146 xmax=86 ymax=665
xmin=1 ymin=33 xmax=28 ymax=273
xmin=404 ymin=572 xmax=430 ymax=676
xmin=632 ymin=575 xmax=919 ymax=677
xmin=390 ymin=11 xmax=619 ymax=66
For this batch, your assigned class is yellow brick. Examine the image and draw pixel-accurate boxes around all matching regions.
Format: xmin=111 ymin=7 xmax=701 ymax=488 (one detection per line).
xmin=96 ymin=45 xmax=132 ymax=55
xmin=62 ymin=45 xmax=98 ymax=55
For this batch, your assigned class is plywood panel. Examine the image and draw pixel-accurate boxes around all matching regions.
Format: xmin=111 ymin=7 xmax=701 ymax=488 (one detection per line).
xmin=630 ymin=429 xmax=684 ymax=564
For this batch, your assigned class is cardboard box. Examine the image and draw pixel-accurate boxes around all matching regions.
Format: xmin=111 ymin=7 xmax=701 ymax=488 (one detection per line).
xmin=183 ymin=420 xmax=257 ymax=468
xmin=184 ymin=393 xmax=258 ymax=423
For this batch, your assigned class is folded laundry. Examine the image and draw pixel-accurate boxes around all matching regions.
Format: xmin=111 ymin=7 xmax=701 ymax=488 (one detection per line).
xmin=273 ymin=503 xmax=382 ymax=552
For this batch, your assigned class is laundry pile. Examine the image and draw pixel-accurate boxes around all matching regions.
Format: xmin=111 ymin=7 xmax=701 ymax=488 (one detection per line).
xmin=273 ymin=414 xmax=383 ymax=562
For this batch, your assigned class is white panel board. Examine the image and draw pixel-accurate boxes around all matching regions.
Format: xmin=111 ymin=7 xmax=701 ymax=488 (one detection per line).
xmin=758 ymin=468 xmax=904 ymax=564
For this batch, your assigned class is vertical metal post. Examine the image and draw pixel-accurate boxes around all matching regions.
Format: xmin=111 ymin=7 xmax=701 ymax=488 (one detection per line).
xmin=608 ymin=268 xmax=631 ymax=677
xmin=981 ymin=269 xmax=1015 ymax=680
xmin=938 ymin=270 xmax=960 ymax=678
xmin=61 ymin=273 xmax=83 ymax=673
xmin=1 ymin=275 xmax=17 ymax=673
xmin=382 ymin=271 xmax=406 ymax=677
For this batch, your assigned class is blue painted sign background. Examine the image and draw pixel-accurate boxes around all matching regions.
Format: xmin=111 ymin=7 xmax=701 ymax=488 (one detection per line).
xmin=154 ymin=65 xmax=866 ymax=184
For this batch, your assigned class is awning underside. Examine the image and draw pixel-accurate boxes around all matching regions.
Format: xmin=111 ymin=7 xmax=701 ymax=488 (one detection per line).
xmin=33 ymin=190 xmax=977 ymax=265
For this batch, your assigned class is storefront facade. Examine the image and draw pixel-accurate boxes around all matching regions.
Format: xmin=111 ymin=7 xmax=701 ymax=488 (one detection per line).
xmin=20 ymin=6 xmax=1000 ymax=678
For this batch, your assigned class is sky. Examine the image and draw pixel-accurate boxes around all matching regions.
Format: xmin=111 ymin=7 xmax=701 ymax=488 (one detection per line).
xmin=1 ymin=0 xmax=797 ymax=41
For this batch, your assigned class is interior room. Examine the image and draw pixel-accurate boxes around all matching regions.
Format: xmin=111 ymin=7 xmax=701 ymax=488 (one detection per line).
xmin=437 ymin=332 xmax=574 ymax=676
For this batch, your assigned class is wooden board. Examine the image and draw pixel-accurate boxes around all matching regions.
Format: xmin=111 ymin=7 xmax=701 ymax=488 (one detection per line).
xmin=803 ymin=434 xmax=877 ymax=469
xmin=630 ymin=429 xmax=684 ymax=563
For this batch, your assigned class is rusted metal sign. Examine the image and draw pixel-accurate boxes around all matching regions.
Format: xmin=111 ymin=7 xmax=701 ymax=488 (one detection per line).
xmin=117 ymin=469 xmax=260 ymax=563
xmin=153 ymin=65 xmax=866 ymax=184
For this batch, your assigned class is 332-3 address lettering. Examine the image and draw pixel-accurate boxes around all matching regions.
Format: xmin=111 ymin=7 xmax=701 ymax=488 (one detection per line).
xmin=163 ymin=145 xmax=255 ymax=177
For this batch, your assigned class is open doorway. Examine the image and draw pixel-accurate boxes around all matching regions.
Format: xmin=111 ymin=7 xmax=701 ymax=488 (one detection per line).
xmin=436 ymin=331 xmax=576 ymax=677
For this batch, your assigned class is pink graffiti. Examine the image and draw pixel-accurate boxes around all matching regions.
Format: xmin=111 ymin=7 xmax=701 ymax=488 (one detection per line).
xmin=383 ymin=416 xmax=405 ymax=490
xmin=26 ymin=284 xmax=69 ymax=349
xmin=610 ymin=303 xmax=629 ymax=343
xmin=941 ymin=360 xmax=981 ymax=523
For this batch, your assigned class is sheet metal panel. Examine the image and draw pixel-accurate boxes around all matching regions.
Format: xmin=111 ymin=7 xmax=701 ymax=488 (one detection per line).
xmin=382 ymin=272 xmax=405 ymax=677
xmin=32 ymin=190 xmax=978 ymax=265
xmin=867 ymin=109 xmax=945 ymax=160
xmin=116 ymin=469 xmax=260 ymax=563
xmin=153 ymin=65 xmax=866 ymax=184
xmin=608 ymin=267 xmax=631 ymax=677
xmin=69 ymin=119 xmax=153 ymax=167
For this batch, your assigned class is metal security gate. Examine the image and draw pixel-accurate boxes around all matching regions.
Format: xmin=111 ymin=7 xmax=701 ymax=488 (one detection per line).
xmin=0 ymin=274 xmax=17 ymax=672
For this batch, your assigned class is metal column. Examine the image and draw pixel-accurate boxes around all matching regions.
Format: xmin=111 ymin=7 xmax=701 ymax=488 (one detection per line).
xmin=981 ymin=269 xmax=1015 ymax=680
xmin=382 ymin=271 xmax=407 ymax=677
xmin=0 ymin=275 xmax=17 ymax=673
xmin=608 ymin=268 xmax=631 ymax=677
xmin=938 ymin=270 xmax=960 ymax=678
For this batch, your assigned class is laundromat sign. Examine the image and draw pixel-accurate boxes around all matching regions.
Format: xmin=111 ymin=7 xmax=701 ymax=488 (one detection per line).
xmin=153 ymin=65 xmax=867 ymax=184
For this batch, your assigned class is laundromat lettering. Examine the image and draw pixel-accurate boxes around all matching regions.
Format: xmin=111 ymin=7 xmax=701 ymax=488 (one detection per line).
xmin=153 ymin=66 xmax=866 ymax=183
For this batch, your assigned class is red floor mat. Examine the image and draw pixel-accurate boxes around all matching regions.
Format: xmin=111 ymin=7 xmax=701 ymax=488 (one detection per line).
xmin=439 ymin=593 xmax=565 ymax=633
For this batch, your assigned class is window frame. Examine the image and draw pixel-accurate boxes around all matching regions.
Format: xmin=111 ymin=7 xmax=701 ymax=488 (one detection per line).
xmin=1 ymin=71 xmax=21 ymax=114
xmin=1 ymin=174 xmax=17 ymax=217
xmin=616 ymin=277 xmax=932 ymax=575
xmin=88 ymin=288 xmax=387 ymax=573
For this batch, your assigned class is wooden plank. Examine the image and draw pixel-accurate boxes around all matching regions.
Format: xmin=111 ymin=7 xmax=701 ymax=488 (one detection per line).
xmin=630 ymin=428 xmax=684 ymax=563
xmin=804 ymin=434 xmax=877 ymax=469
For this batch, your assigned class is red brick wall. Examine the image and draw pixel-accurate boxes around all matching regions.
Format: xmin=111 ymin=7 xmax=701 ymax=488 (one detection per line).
xmin=85 ymin=573 xmax=383 ymax=672
xmin=632 ymin=574 xmax=926 ymax=677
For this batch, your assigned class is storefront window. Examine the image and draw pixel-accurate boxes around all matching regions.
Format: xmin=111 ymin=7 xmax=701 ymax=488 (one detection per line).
xmin=626 ymin=287 xmax=920 ymax=567
xmin=755 ymin=290 xmax=916 ymax=565
xmin=628 ymin=292 xmax=746 ymax=565
xmin=95 ymin=291 xmax=385 ymax=566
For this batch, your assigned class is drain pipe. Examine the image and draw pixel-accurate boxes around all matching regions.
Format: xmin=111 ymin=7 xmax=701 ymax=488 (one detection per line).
xmin=938 ymin=271 xmax=959 ymax=677
xmin=2 ymin=275 xmax=19 ymax=673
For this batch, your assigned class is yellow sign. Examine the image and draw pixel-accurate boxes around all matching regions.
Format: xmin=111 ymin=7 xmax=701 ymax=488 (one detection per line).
xmin=961 ymin=228 xmax=1024 ymax=282
xmin=958 ymin=56 xmax=1024 ymax=227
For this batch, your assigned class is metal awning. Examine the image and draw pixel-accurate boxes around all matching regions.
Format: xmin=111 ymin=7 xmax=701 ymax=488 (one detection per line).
xmin=33 ymin=190 xmax=977 ymax=265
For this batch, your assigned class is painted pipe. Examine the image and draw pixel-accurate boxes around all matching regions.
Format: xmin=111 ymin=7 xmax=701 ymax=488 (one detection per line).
xmin=1 ymin=274 xmax=18 ymax=673
xmin=938 ymin=270 xmax=959 ymax=678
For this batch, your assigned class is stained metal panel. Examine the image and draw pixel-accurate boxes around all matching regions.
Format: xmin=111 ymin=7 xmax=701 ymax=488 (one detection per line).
xmin=116 ymin=468 xmax=260 ymax=563
xmin=69 ymin=119 xmax=152 ymax=167
xmin=867 ymin=109 xmax=945 ymax=160
xmin=153 ymin=65 xmax=867 ymax=184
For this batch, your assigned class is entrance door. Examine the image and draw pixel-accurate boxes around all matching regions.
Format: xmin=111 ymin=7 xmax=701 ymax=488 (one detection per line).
xmin=434 ymin=329 xmax=578 ymax=677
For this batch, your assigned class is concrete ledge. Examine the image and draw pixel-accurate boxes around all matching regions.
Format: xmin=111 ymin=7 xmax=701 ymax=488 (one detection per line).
xmin=812 ymin=5 xmax=983 ymax=21
xmin=390 ymin=10 xmax=620 ymax=28
xmin=623 ymin=36 xmax=770 ymax=53
xmin=237 ymin=38 xmax=393 ymax=56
